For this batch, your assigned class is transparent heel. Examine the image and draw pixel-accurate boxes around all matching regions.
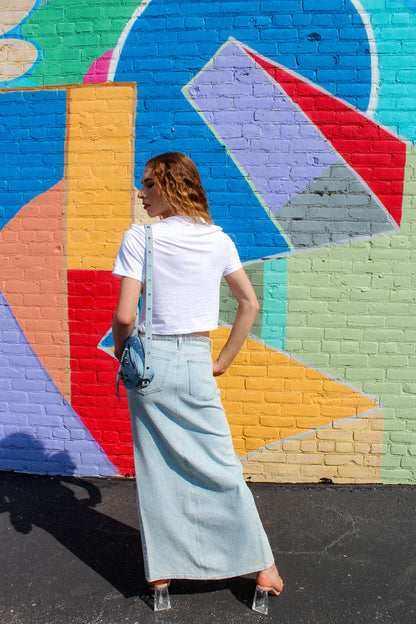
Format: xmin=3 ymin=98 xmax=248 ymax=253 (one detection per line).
xmin=154 ymin=585 xmax=171 ymax=611
xmin=252 ymin=585 xmax=269 ymax=615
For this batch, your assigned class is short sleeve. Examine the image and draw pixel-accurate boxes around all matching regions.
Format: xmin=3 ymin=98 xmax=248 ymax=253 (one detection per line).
xmin=112 ymin=226 xmax=146 ymax=282
xmin=222 ymin=235 xmax=243 ymax=277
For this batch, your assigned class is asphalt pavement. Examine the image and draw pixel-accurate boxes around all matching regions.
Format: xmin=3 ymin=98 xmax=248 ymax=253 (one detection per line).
xmin=0 ymin=471 xmax=415 ymax=624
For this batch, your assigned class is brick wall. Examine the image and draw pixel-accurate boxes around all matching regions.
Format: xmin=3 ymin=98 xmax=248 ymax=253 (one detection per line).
xmin=1 ymin=0 xmax=415 ymax=483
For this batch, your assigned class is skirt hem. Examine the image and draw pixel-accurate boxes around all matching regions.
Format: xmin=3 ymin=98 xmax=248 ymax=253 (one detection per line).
xmin=146 ymin=557 xmax=275 ymax=583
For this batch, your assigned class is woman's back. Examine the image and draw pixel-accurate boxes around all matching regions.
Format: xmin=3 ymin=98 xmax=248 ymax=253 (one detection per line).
xmin=113 ymin=216 xmax=242 ymax=334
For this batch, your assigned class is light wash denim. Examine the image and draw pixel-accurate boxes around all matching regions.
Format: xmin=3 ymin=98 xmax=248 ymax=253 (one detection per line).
xmin=127 ymin=334 xmax=274 ymax=582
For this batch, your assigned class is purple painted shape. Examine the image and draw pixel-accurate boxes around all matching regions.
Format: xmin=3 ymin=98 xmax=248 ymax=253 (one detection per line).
xmin=0 ymin=292 xmax=118 ymax=477
xmin=187 ymin=42 xmax=339 ymax=214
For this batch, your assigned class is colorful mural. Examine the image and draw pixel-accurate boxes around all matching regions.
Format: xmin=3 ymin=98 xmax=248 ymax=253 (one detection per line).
xmin=0 ymin=82 xmax=136 ymax=476
xmin=1 ymin=0 xmax=416 ymax=483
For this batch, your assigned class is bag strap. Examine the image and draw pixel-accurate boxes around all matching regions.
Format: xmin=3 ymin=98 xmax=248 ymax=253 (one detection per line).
xmin=141 ymin=224 xmax=153 ymax=386
xmin=116 ymin=224 xmax=153 ymax=400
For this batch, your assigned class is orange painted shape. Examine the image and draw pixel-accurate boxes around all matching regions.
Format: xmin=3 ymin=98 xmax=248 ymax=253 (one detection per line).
xmin=0 ymin=182 xmax=70 ymax=399
xmin=211 ymin=326 xmax=379 ymax=456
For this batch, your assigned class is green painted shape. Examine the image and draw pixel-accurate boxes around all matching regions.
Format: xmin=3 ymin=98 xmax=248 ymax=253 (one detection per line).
xmin=219 ymin=262 xmax=264 ymax=339
xmin=21 ymin=0 xmax=140 ymax=85
xmin=261 ymin=258 xmax=287 ymax=350
xmin=286 ymin=144 xmax=416 ymax=484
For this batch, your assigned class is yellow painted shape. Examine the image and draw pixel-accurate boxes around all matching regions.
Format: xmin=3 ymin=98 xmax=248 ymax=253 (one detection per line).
xmin=66 ymin=84 xmax=136 ymax=270
xmin=211 ymin=326 xmax=379 ymax=456
xmin=241 ymin=409 xmax=384 ymax=484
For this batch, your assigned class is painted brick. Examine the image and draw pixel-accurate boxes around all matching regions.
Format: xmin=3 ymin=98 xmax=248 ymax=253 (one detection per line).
xmin=354 ymin=442 xmax=371 ymax=454
xmin=293 ymin=453 xmax=323 ymax=465
xmin=281 ymin=440 xmax=300 ymax=452
xmin=0 ymin=0 xmax=415 ymax=483
xmin=325 ymin=455 xmax=363 ymax=467
xmin=364 ymin=455 xmax=382 ymax=468
xmin=335 ymin=442 xmax=355 ymax=454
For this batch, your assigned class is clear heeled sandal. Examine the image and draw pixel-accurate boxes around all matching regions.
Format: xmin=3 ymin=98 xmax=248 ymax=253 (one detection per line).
xmin=148 ymin=581 xmax=171 ymax=611
xmin=252 ymin=585 xmax=269 ymax=614
xmin=154 ymin=585 xmax=171 ymax=611
xmin=252 ymin=580 xmax=283 ymax=615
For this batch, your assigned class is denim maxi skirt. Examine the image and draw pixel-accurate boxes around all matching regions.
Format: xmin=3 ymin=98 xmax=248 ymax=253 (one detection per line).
xmin=126 ymin=334 xmax=274 ymax=583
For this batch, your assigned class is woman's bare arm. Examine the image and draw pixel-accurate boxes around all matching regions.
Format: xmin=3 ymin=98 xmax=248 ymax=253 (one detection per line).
xmin=213 ymin=268 xmax=260 ymax=376
xmin=112 ymin=277 xmax=143 ymax=361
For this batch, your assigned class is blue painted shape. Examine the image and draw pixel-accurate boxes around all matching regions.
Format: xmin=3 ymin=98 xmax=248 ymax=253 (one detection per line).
xmin=360 ymin=0 xmax=416 ymax=142
xmin=395 ymin=0 xmax=416 ymax=10
xmin=98 ymin=297 xmax=143 ymax=356
xmin=0 ymin=89 xmax=66 ymax=231
xmin=261 ymin=258 xmax=288 ymax=350
xmin=0 ymin=292 xmax=118 ymax=477
xmin=100 ymin=330 xmax=115 ymax=350
xmin=5 ymin=77 xmax=40 ymax=88
xmin=186 ymin=42 xmax=339 ymax=216
xmin=114 ymin=0 xmax=371 ymax=262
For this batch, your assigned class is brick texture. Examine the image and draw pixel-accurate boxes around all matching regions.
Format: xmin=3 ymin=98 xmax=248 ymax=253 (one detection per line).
xmin=1 ymin=0 xmax=416 ymax=483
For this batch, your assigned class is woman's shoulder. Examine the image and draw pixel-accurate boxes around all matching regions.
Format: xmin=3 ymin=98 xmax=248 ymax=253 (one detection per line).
xmin=127 ymin=223 xmax=146 ymax=239
xmin=120 ymin=223 xmax=146 ymax=251
xmin=130 ymin=223 xmax=145 ymax=234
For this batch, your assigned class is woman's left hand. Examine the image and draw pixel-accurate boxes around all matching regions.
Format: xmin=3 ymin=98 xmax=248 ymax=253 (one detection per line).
xmin=213 ymin=358 xmax=228 ymax=377
xmin=114 ymin=346 xmax=124 ymax=362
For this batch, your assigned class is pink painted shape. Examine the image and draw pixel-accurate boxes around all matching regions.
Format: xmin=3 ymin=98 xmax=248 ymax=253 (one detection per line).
xmin=84 ymin=50 xmax=113 ymax=84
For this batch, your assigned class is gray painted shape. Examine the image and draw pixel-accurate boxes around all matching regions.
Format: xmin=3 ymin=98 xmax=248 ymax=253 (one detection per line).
xmin=275 ymin=160 xmax=399 ymax=249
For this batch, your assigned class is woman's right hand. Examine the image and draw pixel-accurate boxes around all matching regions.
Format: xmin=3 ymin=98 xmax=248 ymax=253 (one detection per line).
xmin=212 ymin=268 xmax=259 ymax=378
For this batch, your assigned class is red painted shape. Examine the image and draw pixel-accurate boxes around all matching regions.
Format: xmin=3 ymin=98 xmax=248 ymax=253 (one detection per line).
xmin=244 ymin=48 xmax=407 ymax=226
xmin=67 ymin=270 xmax=135 ymax=476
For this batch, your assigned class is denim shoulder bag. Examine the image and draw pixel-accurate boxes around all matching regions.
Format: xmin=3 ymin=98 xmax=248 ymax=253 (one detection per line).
xmin=116 ymin=224 xmax=154 ymax=400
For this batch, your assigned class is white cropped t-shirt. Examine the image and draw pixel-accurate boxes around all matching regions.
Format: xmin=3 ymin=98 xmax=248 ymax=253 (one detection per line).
xmin=112 ymin=216 xmax=242 ymax=334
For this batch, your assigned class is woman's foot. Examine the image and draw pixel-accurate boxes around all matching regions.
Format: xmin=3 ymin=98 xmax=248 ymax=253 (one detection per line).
xmin=255 ymin=563 xmax=284 ymax=596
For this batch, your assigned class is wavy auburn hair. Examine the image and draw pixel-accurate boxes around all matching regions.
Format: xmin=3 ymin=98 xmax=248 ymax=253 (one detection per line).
xmin=145 ymin=152 xmax=213 ymax=224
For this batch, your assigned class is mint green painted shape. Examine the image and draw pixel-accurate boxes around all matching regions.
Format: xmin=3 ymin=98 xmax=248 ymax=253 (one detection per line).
xmin=360 ymin=0 xmax=416 ymax=142
xmin=21 ymin=0 xmax=141 ymax=85
xmin=219 ymin=257 xmax=287 ymax=349
xmin=219 ymin=262 xmax=264 ymax=339
xmin=286 ymin=144 xmax=416 ymax=484
xmin=261 ymin=258 xmax=287 ymax=350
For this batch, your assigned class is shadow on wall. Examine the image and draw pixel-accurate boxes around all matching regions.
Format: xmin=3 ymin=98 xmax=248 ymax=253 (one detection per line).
xmin=0 ymin=437 xmax=145 ymax=596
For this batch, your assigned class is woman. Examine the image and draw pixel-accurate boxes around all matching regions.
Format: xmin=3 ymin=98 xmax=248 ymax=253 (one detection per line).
xmin=112 ymin=152 xmax=283 ymax=607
